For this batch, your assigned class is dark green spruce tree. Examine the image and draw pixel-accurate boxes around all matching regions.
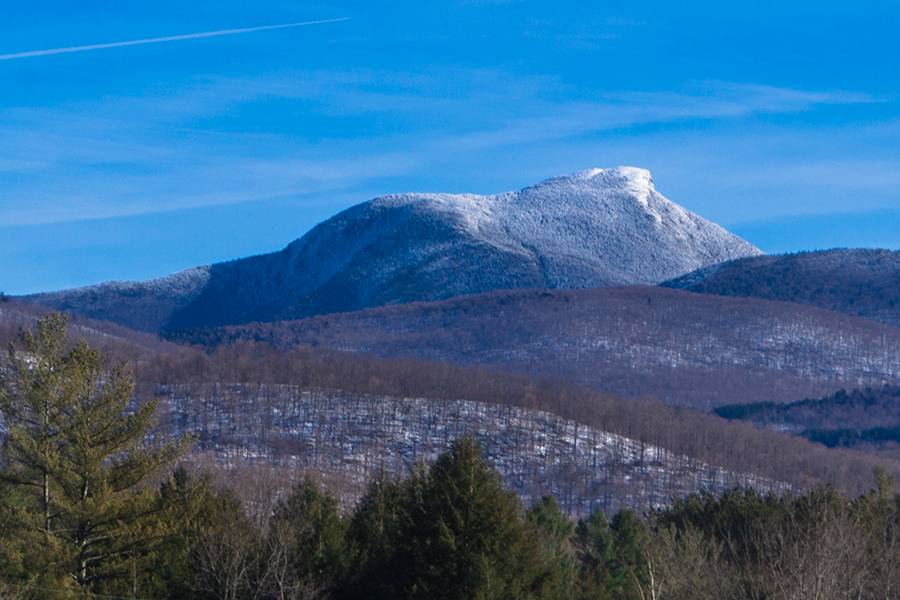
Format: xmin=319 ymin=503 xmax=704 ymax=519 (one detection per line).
xmin=342 ymin=471 xmax=408 ymax=599
xmin=525 ymin=496 xmax=578 ymax=599
xmin=388 ymin=437 xmax=544 ymax=600
xmin=575 ymin=507 xmax=618 ymax=600
xmin=268 ymin=477 xmax=347 ymax=597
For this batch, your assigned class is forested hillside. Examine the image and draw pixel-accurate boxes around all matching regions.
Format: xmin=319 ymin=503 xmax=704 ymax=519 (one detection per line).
xmin=2 ymin=305 xmax=898 ymax=599
xmin=664 ymin=249 xmax=900 ymax=327
xmin=158 ymin=383 xmax=786 ymax=516
xmin=141 ymin=342 xmax=900 ymax=498
xmin=5 ymin=307 xmax=894 ymax=502
xmin=716 ymin=385 xmax=900 ymax=459
xmin=179 ymin=287 xmax=900 ymax=409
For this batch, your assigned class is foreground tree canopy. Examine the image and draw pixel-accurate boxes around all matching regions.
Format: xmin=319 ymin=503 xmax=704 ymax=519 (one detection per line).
xmin=0 ymin=314 xmax=897 ymax=599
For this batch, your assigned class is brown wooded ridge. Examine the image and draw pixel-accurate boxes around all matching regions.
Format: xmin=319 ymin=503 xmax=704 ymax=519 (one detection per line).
xmin=142 ymin=341 xmax=900 ymax=498
xmin=176 ymin=286 xmax=900 ymax=409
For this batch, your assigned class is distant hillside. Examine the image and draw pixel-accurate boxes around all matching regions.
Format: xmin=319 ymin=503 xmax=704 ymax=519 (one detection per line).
xmin=142 ymin=344 xmax=900 ymax=506
xmin=715 ymin=385 xmax=900 ymax=460
xmin=160 ymin=383 xmax=786 ymax=516
xmin=0 ymin=300 xmax=182 ymax=360
xmin=24 ymin=167 xmax=759 ymax=332
xmin=663 ymin=249 xmax=900 ymax=327
xmin=177 ymin=287 xmax=900 ymax=410
xmin=19 ymin=267 xmax=212 ymax=334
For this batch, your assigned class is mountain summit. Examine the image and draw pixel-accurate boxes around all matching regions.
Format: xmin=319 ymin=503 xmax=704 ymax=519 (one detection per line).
xmin=26 ymin=167 xmax=761 ymax=332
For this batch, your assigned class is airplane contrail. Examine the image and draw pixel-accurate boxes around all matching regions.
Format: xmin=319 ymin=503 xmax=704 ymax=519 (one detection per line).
xmin=0 ymin=17 xmax=351 ymax=61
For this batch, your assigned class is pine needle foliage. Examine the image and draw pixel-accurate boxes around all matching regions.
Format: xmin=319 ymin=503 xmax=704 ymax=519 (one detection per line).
xmin=0 ymin=313 xmax=189 ymax=594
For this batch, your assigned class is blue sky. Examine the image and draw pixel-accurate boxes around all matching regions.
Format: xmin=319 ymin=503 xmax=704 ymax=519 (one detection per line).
xmin=2 ymin=1 xmax=899 ymax=293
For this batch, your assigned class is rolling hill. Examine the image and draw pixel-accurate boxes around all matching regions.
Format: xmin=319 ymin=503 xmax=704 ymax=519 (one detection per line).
xmin=663 ymin=249 xmax=900 ymax=327
xmin=5 ymin=297 xmax=896 ymax=513
xmin=143 ymin=345 xmax=900 ymax=511
xmin=178 ymin=286 xmax=900 ymax=410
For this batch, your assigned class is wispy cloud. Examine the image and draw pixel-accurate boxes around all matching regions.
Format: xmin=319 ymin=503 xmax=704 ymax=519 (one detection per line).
xmin=418 ymin=81 xmax=884 ymax=153
xmin=0 ymin=68 xmax=886 ymax=225
xmin=0 ymin=18 xmax=350 ymax=62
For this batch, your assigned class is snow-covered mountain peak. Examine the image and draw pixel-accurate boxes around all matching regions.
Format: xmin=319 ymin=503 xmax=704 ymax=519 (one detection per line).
xmin=522 ymin=166 xmax=656 ymax=209
xmin=577 ymin=165 xmax=651 ymax=183
xmin=534 ymin=165 xmax=652 ymax=188
xmin=26 ymin=167 xmax=761 ymax=332
xmin=371 ymin=167 xmax=656 ymax=216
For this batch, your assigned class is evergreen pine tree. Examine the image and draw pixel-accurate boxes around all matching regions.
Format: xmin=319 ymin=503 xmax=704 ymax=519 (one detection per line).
xmin=575 ymin=507 xmax=617 ymax=600
xmin=0 ymin=314 xmax=73 ymax=592
xmin=525 ymin=496 xmax=577 ymax=599
xmin=0 ymin=313 xmax=188 ymax=594
xmin=269 ymin=477 xmax=347 ymax=596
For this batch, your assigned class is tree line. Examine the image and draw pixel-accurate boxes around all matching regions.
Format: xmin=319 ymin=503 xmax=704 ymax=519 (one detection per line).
xmin=167 ymin=439 xmax=900 ymax=600
xmin=716 ymin=385 xmax=900 ymax=459
xmin=715 ymin=385 xmax=900 ymax=431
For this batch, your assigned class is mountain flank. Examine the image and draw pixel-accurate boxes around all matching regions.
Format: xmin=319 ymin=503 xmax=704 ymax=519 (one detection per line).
xmin=663 ymin=248 xmax=900 ymax=327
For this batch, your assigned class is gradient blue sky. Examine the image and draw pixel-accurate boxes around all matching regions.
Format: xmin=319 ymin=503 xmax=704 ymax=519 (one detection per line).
xmin=2 ymin=1 xmax=899 ymax=294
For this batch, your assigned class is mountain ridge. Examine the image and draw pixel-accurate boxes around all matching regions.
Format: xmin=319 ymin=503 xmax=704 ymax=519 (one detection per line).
xmin=663 ymin=248 xmax=900 ymax=327
xmin=23 ymin=167 xmax=760 ymax=332
xmin=176 ymin=286 xmax=900 ymax=409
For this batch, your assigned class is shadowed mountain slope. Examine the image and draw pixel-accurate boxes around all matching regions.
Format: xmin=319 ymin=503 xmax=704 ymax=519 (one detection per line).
xmin=663 ymin=249 xmax=900 ymax=327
